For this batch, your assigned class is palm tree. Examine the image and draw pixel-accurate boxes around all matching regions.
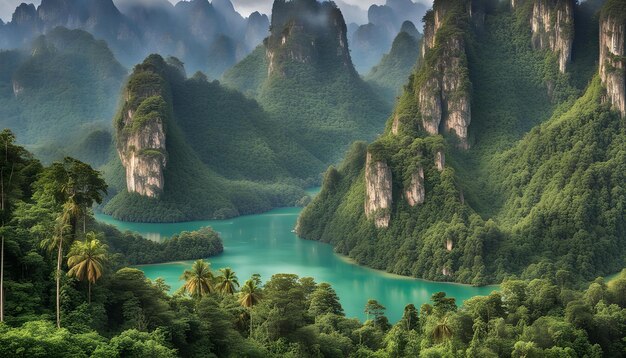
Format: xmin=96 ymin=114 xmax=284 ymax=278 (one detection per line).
xmin=433 ymin=316 xmax=453 ymax=343
xmin=216 ymin=267 xmax=239 ymax=295
xmin=67 ymin=232 xmax=107 ymax=303
xmin=41 ymin=206 xmax=71 ymax=329
xmin=180 ymin=259 xmax=214 ymax=298
xmin=239 ymin=279 xmax=262 ymax=334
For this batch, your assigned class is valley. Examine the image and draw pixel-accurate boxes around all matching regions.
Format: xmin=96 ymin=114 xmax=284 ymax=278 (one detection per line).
xmin=0 ymin=0 xmax=624 ymax=356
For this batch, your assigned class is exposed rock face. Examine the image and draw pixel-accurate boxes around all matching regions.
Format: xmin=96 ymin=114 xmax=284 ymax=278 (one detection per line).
xmin=599 ymin=14 xmax=626 ymax=117
xmin=365 ymin=152 xmax=393 ymax=228
xmin=392 ymin=113 xmax=400 ymax=135
xmin=265 ymin=0 xmax=353 ymax=77
xmin=117 ymin=111 xmax=167 ymax=198
xmin=529 ymin=0 xmax=574 ymax=73
xmin=419 ymin=77 xmax=443 ymax=135
xmin=116 ymin=61 xmax=168 ymax=198
xmin=405 ymin=167 xmax=425 ymax=206
xmin=435 ymin=150 xmax=445 ymax=171
xmin=417 ymin=2 xmax=472 ymax=149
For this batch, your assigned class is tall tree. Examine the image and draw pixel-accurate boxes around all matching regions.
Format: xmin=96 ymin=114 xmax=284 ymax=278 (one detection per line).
xmin=238 ymin=278 xmax=262 ymax=334
xmin=67 ymin=232 xmax=108 ymax=303
xmin=433 ymin=316 xmax=453 ymax=343
xmin=308 ymin=282 xmax=344 ymax=317
xmin=0 ymin=130 xmax=38 ymax=323
xmin=401 ymin=304 xmax=419 ymax=331
xmin=41 ymin=206 xmax=71 ymax=328
xmin=180 ymin=260 xmax=214 ymax=299
xmin=216 ymin=267 xmax=239 ymax=295
xmin=35 ymin=157 xmax=107 ymax=236
xmin=36 ymin=157 xmax=106 ymax=328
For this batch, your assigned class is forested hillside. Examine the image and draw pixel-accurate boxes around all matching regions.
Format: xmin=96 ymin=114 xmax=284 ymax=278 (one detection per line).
xmin=366 ymin=21 xmax=423 ymax=104
xmin=103 ymin=55 xmax=312 ymax=222
xmin=223 ymin=0 xmax=390 ymax=166
xmin=0 ymin=27 xmax=125 ymax=165
xmin=0 ymin=0 xmax=268 ymax=78
xmin=0 ymin=133 xmax=624 ymax=356
xmin=298 ymin=0 xmax=625 ymax=285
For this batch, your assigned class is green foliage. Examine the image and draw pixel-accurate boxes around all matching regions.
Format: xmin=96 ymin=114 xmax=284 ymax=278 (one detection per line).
xmin=105 ymin=55 xmax=313 ymax=222
xmin=2 ymin=165 xmax=626 ymax=358
xmin=98 ymin=224 xmax=223 ymax=265
xmin=297 ymin=0 xmax=624 ymax=286
xmin=223 ymin=0 xmax=390 ymax=167
xmin=0 ymin=27 xmax=125 ymax=165
xmin=366 ymin=31 xmax=421 ymax=105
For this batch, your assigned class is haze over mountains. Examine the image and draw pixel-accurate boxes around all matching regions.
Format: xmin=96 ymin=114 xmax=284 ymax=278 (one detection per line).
xmin=0 ymin=0 xmax=430 ymax=75
xmin=0 ymin=0 xmax=270 ymax=77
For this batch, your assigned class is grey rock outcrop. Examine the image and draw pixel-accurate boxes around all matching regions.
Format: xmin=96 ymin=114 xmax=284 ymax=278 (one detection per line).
xmin=600 ymin=13 xmax=626 ymax=117
xmin=365 ymin=152 xmax=393 ymax=228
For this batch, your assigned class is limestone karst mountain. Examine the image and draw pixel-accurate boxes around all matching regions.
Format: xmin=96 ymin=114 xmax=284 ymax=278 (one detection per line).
xmin=224 ymin=0 xmax=390 ymax=167
xmin=366 ymin=21 xmax=423 ymax=104
xmin=297 ymin=0 xmax=625 ymax=285
xmin=0 ymin=0 xmax=269 ymax=78
xmin=0 ymin=27 xmax=125 ymax=165
xmin=105 ymin=54 xmax=316 ymax=222
xmin=349 ymin=0 xmax=428 ymax=73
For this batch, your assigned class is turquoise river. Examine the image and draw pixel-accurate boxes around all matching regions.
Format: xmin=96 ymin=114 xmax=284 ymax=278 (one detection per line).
xmin=96 ymin=197 xmax=496 ymax=321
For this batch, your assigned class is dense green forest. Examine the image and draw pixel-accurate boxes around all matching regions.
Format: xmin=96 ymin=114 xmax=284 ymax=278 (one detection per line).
xmin=366 ymin=23 xmax=422 ymax=105
xmin=223 ymin=0 xmax=390 ymax=166
xmin=297 ymin=0 xmax=625 ymax=285
xmin=0 ymin=134 xmax=624 ymax=356
xmin=0 ymin=135 xmax=624 ymax=356
xmin=103 ymin=55 xmax=314 ymax=222
xmin=0 ymin=27 xmax=125 ymax=166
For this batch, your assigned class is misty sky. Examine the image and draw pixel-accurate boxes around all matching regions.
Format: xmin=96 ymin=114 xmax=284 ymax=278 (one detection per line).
xmin=0 ymin=0 xmax=433 ymax=24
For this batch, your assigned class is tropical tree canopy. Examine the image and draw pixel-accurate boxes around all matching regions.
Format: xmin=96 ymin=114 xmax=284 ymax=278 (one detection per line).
xmin=180 ymin=259 xmax=214 ymax=298
xmin=67 ymin=232 xmax=107 ymax=284
xmin=216 ymin=267 xmax=239 ymax=295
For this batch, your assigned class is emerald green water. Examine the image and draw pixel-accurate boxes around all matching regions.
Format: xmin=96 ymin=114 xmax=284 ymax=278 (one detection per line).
xmin=96 ymin=204 xmax=496 ymax=321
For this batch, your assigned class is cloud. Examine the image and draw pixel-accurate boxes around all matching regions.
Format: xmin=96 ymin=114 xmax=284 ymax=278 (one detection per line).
xmin=0 ymin=0 xmax=20 ymax=22
xmin=0 ymin=0 xmax=434 ymax=24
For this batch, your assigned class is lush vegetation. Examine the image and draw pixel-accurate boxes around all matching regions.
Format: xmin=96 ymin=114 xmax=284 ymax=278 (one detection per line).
xmin=0 ymin=27 xmax=125 ymax=166
xmin=298 ymin=0 xmax=625 ymax=285
xmin=99 ymin=225 xmax=223 ymax=266
xmin=104 ymin=55 xmax=313 ymax=222
xmin=0 ymin=128 xmax=624 ymax=356
xmin=366 ymin=29 xmax=421 ymax=105
xmin=223 ymin=0 xmax=390 ymax=166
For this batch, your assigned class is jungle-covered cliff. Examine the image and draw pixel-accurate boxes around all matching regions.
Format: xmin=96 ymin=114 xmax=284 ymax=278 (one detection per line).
xmin=223 ymin=0 xmax=390 ymax=166
xmin=104 ymin=54 xmax=315 ymax=222
xmin=297 ymin=0 xmax=625 ymax=285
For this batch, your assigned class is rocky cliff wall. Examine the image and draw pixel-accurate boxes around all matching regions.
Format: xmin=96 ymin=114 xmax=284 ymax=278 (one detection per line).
xmin=405 ymin=167 xmax=425 ymax=206
xmin=415 ymin=2 xmax=472 ymax=149
xmin=365 ymin=152 xmax=393 ymax=228
xmin=265 ymin=0 xmax=352 ymax=77
xmin=116 ymin=66 xmax=168 ymax=198
xmin=599 ymin=13 xmax=626 ymax=117
xmin=530 ymin=0 xmax=574 ymax=73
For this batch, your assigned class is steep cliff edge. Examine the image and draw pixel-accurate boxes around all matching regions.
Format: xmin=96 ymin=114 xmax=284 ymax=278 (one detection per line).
xmin=408 ymin=0 xmax=472 ymax=149
xmin=224 ymin=0 xmax=389 ymax=167
xmin=297 ymin=0 xmax=625 ymax=284
xmin=106 ymin=54 xmax=311 ymax=222
xmin=517 ymin=0 xmax=575 ymax=73
xmin=599 ymin=1 xmax=626 ymax=117
xmin=115 ymin=65 xmax=168 ymax=198
xmin=364 ymin=152 xmax=393 ymax=228
xmin=266 ymin=0 xmax=353 ymax=77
